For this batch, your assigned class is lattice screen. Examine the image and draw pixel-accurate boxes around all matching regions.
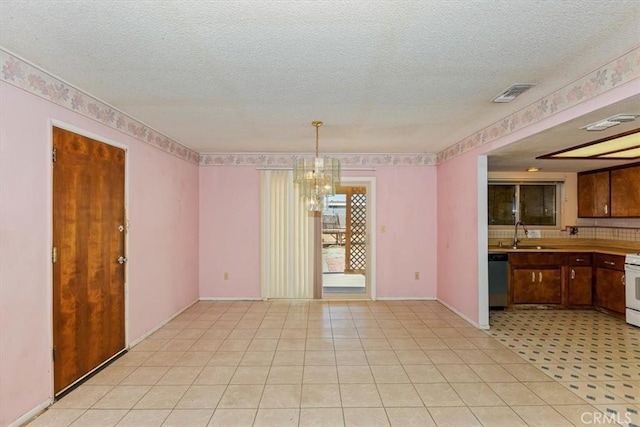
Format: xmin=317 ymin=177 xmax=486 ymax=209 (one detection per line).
xmin=348 ymin=193 xmax=366 ymax=271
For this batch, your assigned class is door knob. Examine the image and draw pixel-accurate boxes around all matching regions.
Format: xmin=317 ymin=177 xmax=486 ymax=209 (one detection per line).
xmin=117 ymin=256 xmax=128 ymax=264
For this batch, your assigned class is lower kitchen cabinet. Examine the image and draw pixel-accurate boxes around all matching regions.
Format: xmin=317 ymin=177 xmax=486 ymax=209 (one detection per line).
xmin=595 ymin=268 xmax=626 ymax=314
xmin=567 ymin=266 xmax=593 ymax=305
xmin=512 ymin=267 xmax=562 ymax=304
xmin=594 ymin=253 xmax=626 ymax=314
xmin=506 ymin=251 xmax=629 ymax=312
xmin=509 ymin=253 xmax=563 ymax=305
xmin=566 ymin=253 xmax=593 ymax=306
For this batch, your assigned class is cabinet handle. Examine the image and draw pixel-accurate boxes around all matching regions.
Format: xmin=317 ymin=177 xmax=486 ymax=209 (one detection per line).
xmin=571 ymin=269 xmax=575 ymax=279
xmin=622 ymin=274 xmax=625 ymax=286
xmin=575 ymin=258 xmax=585 ymax=262
xmin=539 ymin=271 xmax=542 ymax=283
xmin=531 ymin=272 xmax=535 ymax=282
xmin=604 ymin=261 xmax=615 ymax=266
xmin=604 ymin=204 xmax=608 ymax=215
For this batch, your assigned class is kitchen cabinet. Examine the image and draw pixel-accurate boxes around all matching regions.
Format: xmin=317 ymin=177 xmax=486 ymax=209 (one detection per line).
xmin=594 ymin=253 xmax=626 ymax=314
xmin=566 ymin=253 xmax=592 ymax=306
xmin=610 ymin=164 xmax=640 ymax=217
xmin=510 ymin=253 xmax=563 ymax=305
xmin=578 ymin=162 xmax=640 ymax=218
xmin=577 ymin=170 xmax=610 ymax=217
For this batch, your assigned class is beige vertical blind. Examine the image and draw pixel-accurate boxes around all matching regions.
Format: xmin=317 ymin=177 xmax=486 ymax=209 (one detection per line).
xmin=261 ymin=170 xmax=314 ymax=299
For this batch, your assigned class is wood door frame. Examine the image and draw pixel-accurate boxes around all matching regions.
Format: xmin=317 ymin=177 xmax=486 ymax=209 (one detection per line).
xmin=323 ymin=176 xmax=376 ymax=300
xmin=49 ymin=120 xmax=130 ymax=397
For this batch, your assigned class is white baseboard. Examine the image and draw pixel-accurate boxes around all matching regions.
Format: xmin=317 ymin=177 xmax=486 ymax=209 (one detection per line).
xmin=8 ymin=398 xmax=51 ymax=427
xmin=129 ymin=298 xmax=199 ymax=348
xmin=199 ymin=297 xmax=264 ymax=301
xmin=376 ymin=296 xmax=437 ymax=301
xmin=437 ymin=298 xmax=487 ymax=329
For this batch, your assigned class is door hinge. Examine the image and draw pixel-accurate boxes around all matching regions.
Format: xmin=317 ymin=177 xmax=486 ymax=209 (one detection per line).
xmin=52 ymin=246 xmax=57 ymax=263
xmin=52 ymin=147 xmax=57 ymax=163
xmin=52 ymin=346 xmax=56 ymax=362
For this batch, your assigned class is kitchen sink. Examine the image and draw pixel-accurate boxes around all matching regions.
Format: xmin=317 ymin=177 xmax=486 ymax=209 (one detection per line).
xmin=489 ymin=245 xmax=556 ymax=250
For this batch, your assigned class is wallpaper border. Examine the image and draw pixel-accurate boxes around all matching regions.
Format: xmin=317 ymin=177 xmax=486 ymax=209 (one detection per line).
xmin=199 ymin=152 xmax=437 ymax=167
xmin=2 ymin=45 xmax=638 ymax=168
xmin=0 ymin=48 xmax=200 ymax=164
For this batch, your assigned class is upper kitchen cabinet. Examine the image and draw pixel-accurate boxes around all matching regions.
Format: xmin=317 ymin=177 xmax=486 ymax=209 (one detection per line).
xmin=610 ymin=164 xmax=640 ymax=216
xmin=578 ymin=162 xmax=640 ymax=218
xmin=577 ymin=170 xmax=610 ymax=217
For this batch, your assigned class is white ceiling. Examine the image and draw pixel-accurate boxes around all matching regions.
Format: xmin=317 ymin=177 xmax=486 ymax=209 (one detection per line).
xmin=0 ymin=0 xmax=639 ymax=164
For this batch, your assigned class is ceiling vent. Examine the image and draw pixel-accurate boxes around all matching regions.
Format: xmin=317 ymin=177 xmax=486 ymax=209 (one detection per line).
xmin=492 ymin=83 xmax=536 ymax=103
xmin=581 ymin=114 xmax=638 ymax=131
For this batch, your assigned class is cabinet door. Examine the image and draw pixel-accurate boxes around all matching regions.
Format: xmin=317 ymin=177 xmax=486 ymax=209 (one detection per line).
xmin=567 ymin=266 xmax=593 ymax=306
xmin=512 ymin=268 xmax=562 ymax=304
xmin=578 ymin=171 xmax=610 ymax=218
xmin=611 ymin=165 xmax=640 ymax=217
xmin=539 ymin=268 xmax=563 ymax=304
xmin=595 ymin=268 xmax=626 ymax=314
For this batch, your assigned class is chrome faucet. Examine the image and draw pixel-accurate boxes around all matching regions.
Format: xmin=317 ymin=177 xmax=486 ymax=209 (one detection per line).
xmin=513 ymin=221 xmax=528 ymax=248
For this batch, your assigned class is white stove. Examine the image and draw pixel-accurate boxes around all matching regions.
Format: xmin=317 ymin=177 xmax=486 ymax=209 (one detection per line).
xmin=626 ymin=252 xmax=640 ymax=327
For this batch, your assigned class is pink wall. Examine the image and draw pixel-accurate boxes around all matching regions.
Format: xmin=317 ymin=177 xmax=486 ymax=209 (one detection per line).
xmin=374 ymin=167 xmax=438 ymax=298
xmin=436 ymin=150 xmax=481 ymax=322
xmin=199 ymin=166 xmax=262 ymax=298
xmin=0 ymin=82 xmax=199 ymax=426
xmin=198 ymin=166 xmax=438 ymax=300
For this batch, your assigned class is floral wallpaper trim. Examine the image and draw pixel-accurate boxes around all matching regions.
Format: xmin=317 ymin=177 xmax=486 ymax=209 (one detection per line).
xmin=4 ymin=45 xmax=637 ymax=168
xmin=199 ymin=153 xmax=436 ymax=167
xmin=437 ymin=46 xmax=640 ymax=164
xmin=0 ymin=49 xmax=200 ymax=164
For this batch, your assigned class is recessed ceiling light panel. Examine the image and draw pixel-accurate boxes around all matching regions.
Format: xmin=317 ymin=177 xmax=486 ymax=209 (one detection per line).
xmin=538 ymin=129 xmax=640 ymax=160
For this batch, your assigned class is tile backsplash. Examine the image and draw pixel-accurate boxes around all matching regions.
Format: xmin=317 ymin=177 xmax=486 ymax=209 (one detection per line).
xmin=488 ymin=226 xmax=640 ymax=242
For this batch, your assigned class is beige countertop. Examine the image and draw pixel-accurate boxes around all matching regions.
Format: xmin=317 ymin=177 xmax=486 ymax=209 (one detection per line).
xmin=488 ymin=238 xmax=640 ymax=256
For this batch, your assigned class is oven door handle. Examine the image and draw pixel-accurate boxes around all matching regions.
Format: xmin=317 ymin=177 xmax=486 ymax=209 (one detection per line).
xmin=626 ymin=264 xmax=640 ymax=273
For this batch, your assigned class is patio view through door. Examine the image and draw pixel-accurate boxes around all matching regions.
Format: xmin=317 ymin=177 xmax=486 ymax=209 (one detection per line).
xmin=322 ymin=185 xmax=368 ymax=297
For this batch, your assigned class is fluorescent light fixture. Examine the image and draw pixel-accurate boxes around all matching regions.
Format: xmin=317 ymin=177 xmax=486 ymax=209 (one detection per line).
xmin=539 ymin=129 xmax=640 ymax=160
xmin=599 ymin=147 xmax=640 ymax=158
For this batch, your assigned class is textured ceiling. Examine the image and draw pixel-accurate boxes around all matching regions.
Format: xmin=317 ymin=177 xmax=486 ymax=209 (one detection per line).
xmin=0 ymin=0 xmax=639 ymax=158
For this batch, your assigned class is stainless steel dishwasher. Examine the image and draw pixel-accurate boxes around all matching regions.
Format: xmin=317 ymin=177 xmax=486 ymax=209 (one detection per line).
xmin=488 ymin=253 xmax=509 ymax=309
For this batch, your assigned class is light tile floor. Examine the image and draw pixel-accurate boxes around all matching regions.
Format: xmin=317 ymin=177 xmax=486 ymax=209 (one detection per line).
xmin=26 ymin=301 xmax=640 ymax=426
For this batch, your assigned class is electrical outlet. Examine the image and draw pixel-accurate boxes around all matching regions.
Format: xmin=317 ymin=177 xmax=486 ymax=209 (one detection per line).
xmin=527 ymin=230 xmax=541 ymax=238
xmin=414 ymin=272 xmax=420 ymax=280
xmin=224 ymin=272 xmax=229 ymax=280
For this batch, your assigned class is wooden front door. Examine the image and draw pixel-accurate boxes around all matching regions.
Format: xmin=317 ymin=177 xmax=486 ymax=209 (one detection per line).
xmin=52 ymin=127 xmax=126 ymax=394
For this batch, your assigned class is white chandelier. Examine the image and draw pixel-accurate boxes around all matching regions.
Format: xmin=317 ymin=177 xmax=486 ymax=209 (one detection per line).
xmin=293 ymin=121 xmax=341 ymax=212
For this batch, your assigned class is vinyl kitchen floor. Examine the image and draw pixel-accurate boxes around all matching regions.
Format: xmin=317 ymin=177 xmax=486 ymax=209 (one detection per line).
xmin=26 ymin=301 xmax=640 ymax=426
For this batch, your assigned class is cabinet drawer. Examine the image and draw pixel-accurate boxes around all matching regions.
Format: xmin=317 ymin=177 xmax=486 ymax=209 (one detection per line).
xmin=568 ymin=253 xmax=592 ymax=266
xmin=509 ymin=253 xmax=562 ymax=266
xmin=594 ymin=253 xmax=625 ymax=271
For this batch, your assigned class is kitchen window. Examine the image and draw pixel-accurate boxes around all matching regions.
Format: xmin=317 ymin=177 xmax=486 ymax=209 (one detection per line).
xmin=488 ymin=182 xmax=561 ymax=227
